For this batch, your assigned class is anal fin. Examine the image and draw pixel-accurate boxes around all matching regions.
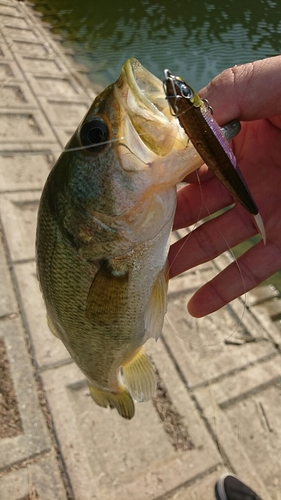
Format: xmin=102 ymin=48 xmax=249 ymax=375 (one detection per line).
xmin=89 ymin=384 xmax=135 ymax=420
xmin=122 ymin=348 xmax=156 ymax=403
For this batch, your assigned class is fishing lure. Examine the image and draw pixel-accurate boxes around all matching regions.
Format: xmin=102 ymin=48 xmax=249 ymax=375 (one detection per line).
xmin=163 ymin=69 xmax=265 ymax=243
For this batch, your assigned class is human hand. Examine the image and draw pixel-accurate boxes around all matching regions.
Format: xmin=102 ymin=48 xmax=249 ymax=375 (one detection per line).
xmin=168 ymin=55 xmax=281 ymax=317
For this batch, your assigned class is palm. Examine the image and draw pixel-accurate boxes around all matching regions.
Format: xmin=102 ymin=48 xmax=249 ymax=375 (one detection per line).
xmin=168 ymin=116 xmax=281 ymax=317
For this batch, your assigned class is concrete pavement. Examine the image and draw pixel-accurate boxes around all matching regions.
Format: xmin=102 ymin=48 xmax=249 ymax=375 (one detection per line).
xmin=1 ymin=1 xmax=281 ymax=498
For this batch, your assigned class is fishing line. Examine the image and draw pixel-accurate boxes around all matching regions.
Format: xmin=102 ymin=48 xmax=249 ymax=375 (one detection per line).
xmin=167 ymin=192 xmax=204 ymax=272
xmin=118 ymin=141 xmax=150 ymax=165
xmin=192 ymin=169 xmax=247 ymax=346
xmin=165 ymin=169 xmax=247 ymax=348
xmin=3 ymin=128 xmax=180 ymax=158
xmin=162 ymin=90 xmax=247 ymax=346
xmin=2 ymin=128 xmax=187 ymax=162
xmin=0 ymin=136 xmax=127 ymax=157
xmin=62 ymin=137 xmax=127 ymax=153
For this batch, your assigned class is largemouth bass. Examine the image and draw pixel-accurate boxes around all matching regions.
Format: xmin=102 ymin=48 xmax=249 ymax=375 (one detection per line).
xmin=36 ymin=58 xmax=204 ymax=419
xmin=36 ymin=59 xmax=262 ymax=420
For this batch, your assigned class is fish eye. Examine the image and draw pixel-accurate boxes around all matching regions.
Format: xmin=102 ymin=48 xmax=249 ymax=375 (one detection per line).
xmin=80 ymin=117 xmax=109 ymax=152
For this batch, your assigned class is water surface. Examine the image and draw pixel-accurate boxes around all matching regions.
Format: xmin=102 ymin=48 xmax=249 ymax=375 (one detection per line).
xmin=32 ymin=0 xmax=281 ymax=90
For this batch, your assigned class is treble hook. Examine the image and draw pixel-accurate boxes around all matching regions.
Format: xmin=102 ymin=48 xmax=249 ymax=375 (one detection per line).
xmin=163 ymin=69 xmax=180 ymax=116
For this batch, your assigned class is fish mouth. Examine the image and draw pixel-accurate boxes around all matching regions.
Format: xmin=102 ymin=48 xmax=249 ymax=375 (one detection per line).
xmin=123 ymin=58 xmax=170 ymax=117
xmin=119 ymin=58 xmax=187 ymax=157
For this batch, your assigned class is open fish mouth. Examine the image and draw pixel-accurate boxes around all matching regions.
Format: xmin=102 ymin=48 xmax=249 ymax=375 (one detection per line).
xmin=119 ymin=58 xmax=188 ymax=157
xmin=123 ymin=58 xmax=170 ymax=117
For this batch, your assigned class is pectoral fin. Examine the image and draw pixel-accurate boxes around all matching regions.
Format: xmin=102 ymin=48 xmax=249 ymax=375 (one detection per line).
xmin=122 ymin=347 xmax=156 ymax=402
xmin=144 ymin=265 xmax=169 ymax=341
xmin=47 ymin=315 xmax=60 ymax=339
xmin=89 ymin=384 xmax=135 ymax=420
xmin=86 ymin=260 xmax=129 ymax=320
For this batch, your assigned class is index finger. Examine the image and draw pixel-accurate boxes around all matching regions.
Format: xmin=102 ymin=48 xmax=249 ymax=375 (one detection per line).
xmin=200 ymin=55 xmax=281 ymax=124
xmin=188 ymin=239 xmax=281 ymax=317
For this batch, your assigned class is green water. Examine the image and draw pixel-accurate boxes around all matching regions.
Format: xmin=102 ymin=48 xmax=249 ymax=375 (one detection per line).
xmin=31 ymin=0 xmax=281 ymax=293
xmin=32 ymin=0 xmax=281 ymax=90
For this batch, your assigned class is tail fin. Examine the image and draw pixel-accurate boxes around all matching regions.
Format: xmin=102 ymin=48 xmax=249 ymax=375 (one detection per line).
xmin=88 ymin=348 xmax=156 ymax=419
xmin=88 ymin=384 xmax=135 ymax=420
xmin=122 ymin=348 xmax=156 ymax=403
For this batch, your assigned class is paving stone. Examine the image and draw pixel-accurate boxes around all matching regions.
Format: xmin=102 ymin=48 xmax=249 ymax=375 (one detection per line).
xmin=38 ymin=96 xmax=90 ymax=127
xmin=194 ymin=386 xmax=270 ymax=499
xmin=28 ymin=73 xmax=86 ymax=98
xmin=164 ymin=272 xmax=274 ymax=388
xmin=15 ymin=54 xmax=68 ymax=75
xmin=0 ymin=109 xmax=57 ymax=144
xmin=11 ymin=40 xmax=52 ymax=58
xmin=0 ymin=4 xmax=22 ymax=18
xmin=0 ymin=451 xmax=68 ymax=500
xmin=0 ymin=228 xmax=17 ymax=317
xmin=0 ymin=81 xmax=38 ymax=109
xmin=162 ymin=322 xmax=275 ymax=389
xmin=0 ymin=14 xmax=30 ymax=29
xmin=262 ymin=297 xmax=281 ymax=321
xmin=18 ymin=4 xmax=94 ymax=103
xmin=247 ymin=285 xmax=280 ymax=306
xmin=13 ymin=261 xmax=71 ymax=370
xmin=195 ymin=356 xmax=281 ymax=410
xmin=0 ymin=0 xmax=16 ymax=4
xmin=0 ymin=316 xmax=51 ymax=470
xmin=0 ymin=40 xmax=15 ymax=60
xmin=0 ymin=191 xmax=40 ymax=262
xmin=41 ymin=339 xmax=222 ymax=500
xmin=2 ymin=25 xmax=39 ymax=42
xmin=248 ymin=302 xmax=281 ymax=348
xmin=225 ymin=385 xmax=281 ymax=500
xmin=163 ymin=468 xmax=225 ymax=500
xmin=0 ymin=148 xmax=55 ymax=191
xmin=0 ymin=59 xmax=24 ymax=81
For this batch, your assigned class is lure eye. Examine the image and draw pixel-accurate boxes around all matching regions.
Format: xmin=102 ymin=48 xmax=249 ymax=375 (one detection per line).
xmin=80 ymin=117 xmax=109 ymax=152
xmin=179 ymin=83 xmax=193 ymax=99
